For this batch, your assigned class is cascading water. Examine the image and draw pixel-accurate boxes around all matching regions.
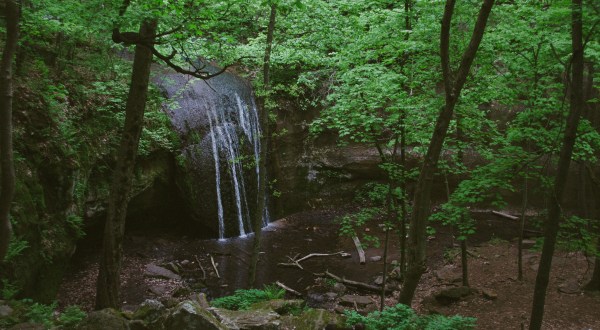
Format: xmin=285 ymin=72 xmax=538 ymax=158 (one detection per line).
xmin=157 ymin=68 xmax=269 ymax=238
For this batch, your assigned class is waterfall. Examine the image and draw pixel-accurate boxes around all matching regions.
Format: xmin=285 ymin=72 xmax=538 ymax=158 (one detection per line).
xmin=157 ymin=69 xmax=269 ymax=238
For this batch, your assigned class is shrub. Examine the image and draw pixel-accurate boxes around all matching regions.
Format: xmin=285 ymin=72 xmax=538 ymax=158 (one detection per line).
xmin=211 ymin=284 xmax=285 ymax=310
xmin=344 ymin=304 xmax=476 ymax=330
xmin=58 ymin=305 xmax=87 ymax=328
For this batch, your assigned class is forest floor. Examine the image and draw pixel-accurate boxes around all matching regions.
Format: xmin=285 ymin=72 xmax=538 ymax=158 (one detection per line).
xmin=58 ymin=209 xmax=600 ymax=329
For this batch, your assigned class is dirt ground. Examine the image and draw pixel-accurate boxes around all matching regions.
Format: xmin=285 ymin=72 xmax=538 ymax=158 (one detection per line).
xmin=57 ymin=209 xmax=600 ymax=329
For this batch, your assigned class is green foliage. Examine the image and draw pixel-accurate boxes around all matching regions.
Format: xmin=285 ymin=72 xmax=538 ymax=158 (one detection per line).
xmin=6 ymin=236 xmax=29 ymax=262
xmin=0 ymin=299 xmax=86 ymax=329
xmin=1 ymin=279 xmax=19 ymax=300
xmin=344 ymin=304 xmax=476 ymax=330
xmin=211 ymin=284 xmax=285 ymax=310
xmin=26 ymin=301 xmax=57 ymax=328
xmin=58 ymin=305 xmax=87 ymax=328
xmin=66 ymin=215 xmax=85 ymax=239
xmin=558 ymin=216 xmax=598 ymax=256
xmin=338 ymin=207 xmax=383 ymax=248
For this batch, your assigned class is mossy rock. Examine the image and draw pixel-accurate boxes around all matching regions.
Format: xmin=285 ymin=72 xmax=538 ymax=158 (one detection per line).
xmin=250 ymin=299 xmax=306 ymax=315
xmin=280 ymin=308 xmax=345 ymax=330
xmin=210 ymin=308 xmax=281 ymax=329
xmin=163 ymin=301 xmax=226 ymax=330
xmin=75 ymin=309 xmax=129 ymax=330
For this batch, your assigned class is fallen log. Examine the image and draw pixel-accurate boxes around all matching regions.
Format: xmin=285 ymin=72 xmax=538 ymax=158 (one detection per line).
xmin=492 ymin=211 xmax=519 ymax=220
xmin=276 ymin=281 xmax=302 ymax=297
xmin=209 ymin=254 xmax=220 ymax=278
xmin=352 ymin=236 xmax=366 ymax=264
xmin=317 ymin=270 xmax=393 ymax=293
xmin=277 ymin=252 xmax=346 ymax=269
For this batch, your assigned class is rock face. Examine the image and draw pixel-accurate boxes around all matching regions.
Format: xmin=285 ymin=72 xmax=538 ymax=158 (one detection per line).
xmin=76 ymin=309 xmax=130 ymax=330
xmin=157 ymin=68 xmax=264 ymax=239
xmin=433 ymin=286 xmax=473 ymax=306
xmin=66 ymin=298 xmax=346 ymax=330
xmin=144 ymin=264 xmax=182 ymax=281
xmin=210 ymin=308 xmax=281 ymax=329
xmin=163 ymin=301 xmax=226 ymax=330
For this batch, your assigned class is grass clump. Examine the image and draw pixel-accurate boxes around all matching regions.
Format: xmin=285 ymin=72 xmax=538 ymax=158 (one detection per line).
xmin=211 ymin=284 xmax=285 ymax=310
xmin=345 ymin=304 xmax=476 ymax=330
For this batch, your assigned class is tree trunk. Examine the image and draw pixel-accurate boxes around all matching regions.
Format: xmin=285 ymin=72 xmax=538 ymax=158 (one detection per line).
xmin=518 ymin=169 xmax=528 ymax=281
xmin=399 ymin=117 xmax=407 ymax=275
xmin=0 ymin=0 xmax=20 ymax=261
xmin=95 ymin=20 xmax=157 ymax=309
xmin=583 ymin=167 xmax=600 ymax=291
xmin=399 ymin=0 xmax=494 ymax=305
xmin=529 ymin=1 xmax=583 ymax=328
xmin=249 ymin=3 xmax=276 ymax=288
xmin=399 ymin=0 xmax=412 ymax=276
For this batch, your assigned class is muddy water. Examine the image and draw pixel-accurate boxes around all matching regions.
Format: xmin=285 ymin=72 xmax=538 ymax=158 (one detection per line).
xmin=60 ymin=209 xmax=524 ymax=310
xmin=171 ymin=209 xmax=392 ymax=298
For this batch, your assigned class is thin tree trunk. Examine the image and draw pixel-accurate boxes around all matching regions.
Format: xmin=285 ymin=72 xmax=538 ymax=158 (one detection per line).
xmin=380 ymin=138 xmax=399 ymax=310
xmin=95 ymin=20 xmax=157 ymax=309
xmin=0 ymin=0 xmax=20 ymax=261
xmin=249 ymin=3 xmax=276 ymax=288
xmin=460 ymin=240 xmax=469 ymax=286
xmin=399 ymin=0 xmax=494 ymax=305
xmin=518 ymin=168 xmax=528 ymax=281
xmin=529 ymin=1 xmax=583 ymax=328
xmin=584 ymin=167 xmax=600 ymax=291
xmin=399 ymin=0 xmax=412 ymax=276
xmin=400 ymin=117 xmax=407 ymax=275
xmin=456 ymin=113 xmax=469 ymax=287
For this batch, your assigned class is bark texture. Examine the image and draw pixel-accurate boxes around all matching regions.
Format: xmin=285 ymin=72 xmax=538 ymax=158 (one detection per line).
xmin=249 ymin=3 xmax=276 ymax=287
xmin=529 ymin=1 xmax=583 ymax=328
xmin=399 ymin=0 xmax=494 ymax=305
xmin=95 ymin=20 xmax=157 ymax=309
xmin=0 ymin=0 xmax=20 ymax=261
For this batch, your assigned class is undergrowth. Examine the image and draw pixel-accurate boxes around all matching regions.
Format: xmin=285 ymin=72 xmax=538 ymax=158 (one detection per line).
xmin=344 ymin=304 xmax=476 ymax=330
xmin=210 ymin=284 xmax=285 ymax=310
xmin=0 ymin=299 xmax=86 ymax=329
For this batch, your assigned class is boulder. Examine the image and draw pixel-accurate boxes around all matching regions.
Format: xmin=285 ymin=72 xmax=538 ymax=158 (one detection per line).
xmin=250 ymin=299 xmax=305 ymax=315
xmin=210 ymin=308 xmax=280 ymax=329
xmin=481 ymin=288 xmax=498 ymax=300
xmin=339 ymin=295 xmax=373 ymax=307
xmin=132 ymin=299 xmax=167 ymax=328
xmin=163 ymin=301 xmax=226 ymax=330
xmin=0 ymin=304 xmax=14 ymax=318
xmin=434 ymin=286 xmax=472 ymax=306
xmin=558 ymin=280 xmax=580 ymax=294
xmin=144 ymin=264 xmax=181 ymax=280
xmin=280 ymin=308 xmax=345 ymax=330
xmin=76 ymin=309 xmax=129 ymax=330
xmin=434 ymin=265 xmax=462 ymax=284
xmin=188 ymin=292 xmax=211 ymax=309
xmin=332 ymin=283 xmax=347 ymax=295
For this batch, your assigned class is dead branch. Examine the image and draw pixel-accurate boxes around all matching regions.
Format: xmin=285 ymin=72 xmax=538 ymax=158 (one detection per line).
xmin=352 ymin=236 xmax=366 ymax=264
xmin=209 ymin=254 xmax=220 ymax=278
xmin=194 ymin=254 xmax=206 ymax=280
xmin=317 ymin=270 xmax=393 ymax=293
xmin=276 ymin=281 xmax=302 ymax=297
xmin=277 ymin=252 xmax=346 ymax=269
xmin=492 ymin=210 xmax=519 ymax=220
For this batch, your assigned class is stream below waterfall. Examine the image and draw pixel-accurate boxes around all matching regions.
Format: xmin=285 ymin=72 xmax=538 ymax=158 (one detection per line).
xmin=58 ymin=209 xmax=524 ymax=312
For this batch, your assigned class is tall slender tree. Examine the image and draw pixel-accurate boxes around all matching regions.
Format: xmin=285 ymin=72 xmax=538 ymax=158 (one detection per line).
xmin=96 ymin=0 xmax=233 ymax=308
xmin=95 ymin=18 xmax=157 ymax=309
xmin=399 ymin=0 xmax=494 ymax=305
xmin=249 ymin=2 xmax=277 ymax=287
xmin=529 ymin=0 xmax=584 ymax=328
xmin=0 ymin=0 xmax=21 ymax=261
